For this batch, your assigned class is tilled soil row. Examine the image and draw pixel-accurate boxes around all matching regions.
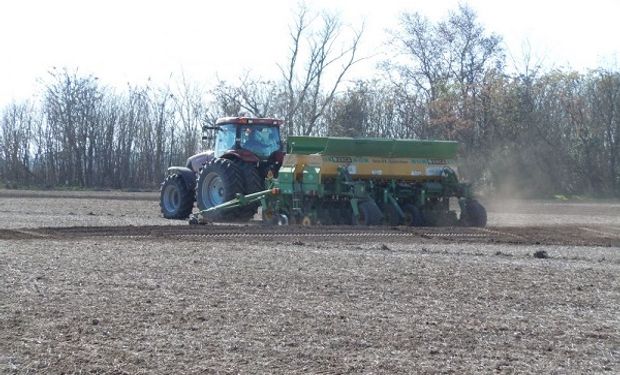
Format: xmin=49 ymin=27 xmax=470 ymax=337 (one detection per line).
xmin=1 ymin=224 xmax=619 ymax=247
xmin=0 ymin=189 xmax=158 ymax=200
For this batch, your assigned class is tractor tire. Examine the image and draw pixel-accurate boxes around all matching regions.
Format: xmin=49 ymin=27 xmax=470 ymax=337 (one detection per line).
xmin=196 ymin=158 xmax=245 ymax=221
xmin=240 ymin=163 xmax=264 ymax=193
xmin=460 ymin=199 xmax=487 ymax=227
xmin=354 ymin=200 xmax=384 ymax=226
xmin=160 ymin=174 xmax=194 ymax=219
xmin=402 ymin=204 xmax=424 ymax=226
xmin=236 ymin=162 xmax=264 ymax=221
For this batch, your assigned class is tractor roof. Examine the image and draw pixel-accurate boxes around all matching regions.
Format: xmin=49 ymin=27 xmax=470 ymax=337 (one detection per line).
xmin=215 ymin=117 xmax=284 ymax=126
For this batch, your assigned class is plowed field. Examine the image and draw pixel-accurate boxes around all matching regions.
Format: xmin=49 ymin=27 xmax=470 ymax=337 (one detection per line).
xmin=0 ymin=190 xmax=618 ymax=374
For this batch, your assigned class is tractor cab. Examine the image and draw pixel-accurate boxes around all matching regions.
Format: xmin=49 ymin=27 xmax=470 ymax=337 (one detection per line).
xmin=206 ymin=117 xmax=284 ymax=161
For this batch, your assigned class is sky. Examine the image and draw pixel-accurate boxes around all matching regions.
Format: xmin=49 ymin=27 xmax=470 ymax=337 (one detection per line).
xmin=0 ymin=0 xmax=619 ymax=105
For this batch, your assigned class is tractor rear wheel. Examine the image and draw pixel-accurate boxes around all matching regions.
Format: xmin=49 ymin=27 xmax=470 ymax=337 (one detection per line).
xmin=196 ymin=158 xmax=245 ymax=221
xmin=354 ymin=200 xmax=384 ymax=226
xmin=460 ymin=199 xmax=487 ymax=227
xmin=160 ymin=174 xmax=194 ymax=219
xmin=237 ymin=162 xmax=264 ymax=221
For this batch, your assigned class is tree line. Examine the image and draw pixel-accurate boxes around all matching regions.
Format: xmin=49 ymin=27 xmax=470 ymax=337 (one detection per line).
xmin=1 ymin=4 xmax=618 ymax=197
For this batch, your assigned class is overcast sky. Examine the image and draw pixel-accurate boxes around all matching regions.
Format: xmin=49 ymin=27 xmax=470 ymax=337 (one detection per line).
xmin=1 ymin=0 xmax=618 ymax=105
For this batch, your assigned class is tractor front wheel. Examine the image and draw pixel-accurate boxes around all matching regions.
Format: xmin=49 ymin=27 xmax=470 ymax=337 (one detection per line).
xmin=160 ymin=174 xmax=194 ymax=219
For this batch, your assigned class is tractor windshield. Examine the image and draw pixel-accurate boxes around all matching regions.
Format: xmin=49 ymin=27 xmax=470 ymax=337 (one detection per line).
xmin=239 ymin=125 xmax=281 ymax=158
xmin=214 ymin=124 xmax=237 ymax=157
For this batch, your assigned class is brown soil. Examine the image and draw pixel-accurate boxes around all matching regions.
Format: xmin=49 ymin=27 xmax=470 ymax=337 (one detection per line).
xmin=0 ymin=190 xmax=618 ymax=374
xmin=1 ymin=224 xmax=619 ymax=247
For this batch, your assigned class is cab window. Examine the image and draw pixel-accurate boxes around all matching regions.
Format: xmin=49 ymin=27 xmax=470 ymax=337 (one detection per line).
xmin=214 ymin=124 xmax=237 ymax=157
xmin=239 ymin=125 xmax=281 ymax=158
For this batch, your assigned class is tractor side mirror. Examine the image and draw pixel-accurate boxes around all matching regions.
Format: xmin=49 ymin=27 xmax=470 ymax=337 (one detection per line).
xmin=202 ymin=126 xmax=222 ymax=140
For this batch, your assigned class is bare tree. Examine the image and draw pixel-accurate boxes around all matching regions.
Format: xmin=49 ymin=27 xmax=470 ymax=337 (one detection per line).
xmin=173 ymin=74 xmax=208 ymax=160
xmin=1 ymin=3 xmax=619 ymax=199
xmin=387 ymin=4 xmax=503 ymax=181
xmin=212 ymin=74 xmax=283 ymax=118
xmin=280 ymin=4 xmax=365 ymax=135
xmin=388 ymin=5 xmax=502 ymax=128
xmin=587 ymin=70 xmax=620 ymax=195
xmin=43 ymin=68 xmax=103 ymax=186
xmin=0 ymin=101 xmax=36 ymax=186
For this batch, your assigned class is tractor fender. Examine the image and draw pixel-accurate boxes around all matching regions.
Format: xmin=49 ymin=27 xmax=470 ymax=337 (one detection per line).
xmin=167 ymin=166 xmax=197 ymax=190
xmin=186 ymin=151 xmax=214 ymax=173
xmin=222 ymin=149 xmax=260 ymax=164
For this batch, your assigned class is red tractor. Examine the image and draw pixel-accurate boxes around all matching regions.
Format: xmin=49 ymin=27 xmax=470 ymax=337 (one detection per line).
xmin=159 ymin=117 xmax=285 ymax=221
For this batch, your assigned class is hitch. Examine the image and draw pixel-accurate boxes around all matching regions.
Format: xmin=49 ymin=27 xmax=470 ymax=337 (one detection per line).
xmin=189 ymin=188 xmax=280 ymax=224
